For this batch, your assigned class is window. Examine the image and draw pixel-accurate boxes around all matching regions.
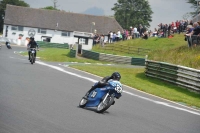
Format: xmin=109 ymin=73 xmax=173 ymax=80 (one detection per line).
xmin=11 ymin=26 xmax=17 ymax=31
xmin=18 ymin=26 xmax=24 ymax=31
xmin=61 ymin=31 xmax=70 ymax=37
xmin=11 ymin=26 xmax=24 ymax=31
xmin=80 ymin=38 xmax=86 ymax=44
xmin=38 ymin=28 xmax=46 ymax=34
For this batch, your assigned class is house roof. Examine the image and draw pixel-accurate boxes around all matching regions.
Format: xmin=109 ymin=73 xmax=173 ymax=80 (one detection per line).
xmin=4 ymin=4 xmax=123 ymax=34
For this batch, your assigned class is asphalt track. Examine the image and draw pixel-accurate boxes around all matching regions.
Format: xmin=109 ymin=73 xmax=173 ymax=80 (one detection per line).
xmin=0 ymin=45 xmax=200 ymax=133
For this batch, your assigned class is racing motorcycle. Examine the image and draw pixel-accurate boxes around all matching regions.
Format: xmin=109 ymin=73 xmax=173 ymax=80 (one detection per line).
xmin=79 ymin=80 xmax=123 ymax=113
xmin=5 ymin=41 xmax=12 ymax=49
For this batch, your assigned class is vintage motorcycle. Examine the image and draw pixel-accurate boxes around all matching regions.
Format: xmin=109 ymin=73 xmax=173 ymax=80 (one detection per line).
xmin=5 ymin=41 xmax=12 ymax=49
xmin=79 ymin=80 xmax=123 ymax=113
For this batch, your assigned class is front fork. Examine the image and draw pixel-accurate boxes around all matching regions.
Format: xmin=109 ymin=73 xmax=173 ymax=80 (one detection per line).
xmin=102 ymin=93 xmax=109 ymax=104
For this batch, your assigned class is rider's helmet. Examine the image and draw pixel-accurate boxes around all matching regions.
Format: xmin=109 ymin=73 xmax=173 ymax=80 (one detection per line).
xmin=111 ymin=72 xmax=121 ymax=81
xmin=30 ymin=37 xmax=34 ymax=41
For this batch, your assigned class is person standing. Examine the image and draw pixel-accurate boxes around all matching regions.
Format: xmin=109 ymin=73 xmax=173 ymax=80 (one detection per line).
xmin=107 ymin=31 xmax=111 ymax=43
xmin=116 ymin=30 xmax=120 ymax=41
xmin=100 ymin=34 xmax=104 ymax=47
xmin=110 ymin=31 xmax=113 ymax=43
xmin=133 ymin=26 xmax=138 ymax=38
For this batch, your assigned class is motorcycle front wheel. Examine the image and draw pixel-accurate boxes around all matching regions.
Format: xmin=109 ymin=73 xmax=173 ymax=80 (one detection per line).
xmin=96 ymin=95 xmax=114 ymax=113
xmin=31 ymin=54 xmax=35 ymax=64
xmin=79 ymin=97 xmax=88 ymax=108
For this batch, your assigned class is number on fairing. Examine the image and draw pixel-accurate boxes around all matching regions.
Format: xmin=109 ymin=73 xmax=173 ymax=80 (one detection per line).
xmin=31 ymin=51 xmax=35 ymax=53
xmin=91 ymin=91 xmax=97 ymax=98
xmin=115 ymin=84 xmax=123 ymax=93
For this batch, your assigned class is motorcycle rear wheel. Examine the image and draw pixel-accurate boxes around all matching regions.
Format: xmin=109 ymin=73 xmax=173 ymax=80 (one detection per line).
xmin=96 ymin=95 xmax=114 ymax=113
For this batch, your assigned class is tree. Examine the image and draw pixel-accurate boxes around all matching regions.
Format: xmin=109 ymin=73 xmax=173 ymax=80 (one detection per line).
xmin=0 ymin=0 xmax=29 ymax=32
xmin=111 ymin=0 xmax=153 ymax=29
xmin=41 ymin=6 xmax=59 ymax=11
xmin=187 ymin=0 xmax=200 ymax=17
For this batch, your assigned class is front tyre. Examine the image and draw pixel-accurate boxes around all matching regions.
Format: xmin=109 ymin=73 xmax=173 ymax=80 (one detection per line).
xmin=31 ymin=54 xmax=35 ymax=64
xmin=79 ymin=97 xmax=88 ymax=108
xmin=96 ymin=95 xmax=114 ymax=113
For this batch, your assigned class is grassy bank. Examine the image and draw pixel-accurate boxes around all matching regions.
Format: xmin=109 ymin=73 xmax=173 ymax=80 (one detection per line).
xmin=92 ymin=34 xmax=200 ymax=69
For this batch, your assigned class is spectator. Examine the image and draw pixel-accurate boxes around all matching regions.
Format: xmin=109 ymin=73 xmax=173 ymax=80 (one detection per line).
xmin=133 ymin=26 xmax=138 ymax=38
xmin=189 ymin=20 xmax=193 ymax=26
xmin=186 ymin=22 xmax=200 ymax=47
xmin=100 ymin=34 xmax=104 ymax=47
xmin=142 ymin=30 xmax=148 ymax=40
xmin=168 ymin=24 xmax=172 ymax=37
xmin=116 ymin=30 xmax=121 ymax=41
xmin=107 ymin=31 xmax=111 ymax=43
xmin=112 ymin=32 xmax=116 ymax=42
xmin=110 ymin=31 xmax=113 ymax=43
xmin=185 ymin=25 xmax=194 ymax=47
xmin=152 ymin=28 xmax=158 ymax=37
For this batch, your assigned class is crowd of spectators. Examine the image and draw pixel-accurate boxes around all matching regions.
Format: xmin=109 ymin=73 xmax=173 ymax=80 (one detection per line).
xmin=92 ymin=19 xmax=200 ymax=48
xmin=92 ymin=25 xmax=149 ymax=46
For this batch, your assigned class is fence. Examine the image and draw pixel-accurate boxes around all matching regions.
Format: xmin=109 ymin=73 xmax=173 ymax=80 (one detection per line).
xmin=81 ymin=49 xmax=145 ymax=66
xmin=102 ymin=44 xmax=151 ymax=56
xmin=69 ymin=49 xmax=76 ymax=57
xmin=145 ymin=60 xmax=200 ymax=93
xmin=36 ymin=41 xmax=69 ymax=49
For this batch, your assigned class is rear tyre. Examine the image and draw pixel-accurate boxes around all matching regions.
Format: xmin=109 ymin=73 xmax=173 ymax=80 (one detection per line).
xmin=79 ymin=97 xmax=88 ymax=108
xmin=96 ymin=95 xmax=114 ymax=113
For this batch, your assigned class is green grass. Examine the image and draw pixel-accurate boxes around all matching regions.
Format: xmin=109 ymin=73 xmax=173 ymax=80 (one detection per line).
xmin=21 ymin=48 xmax=106 ymax=63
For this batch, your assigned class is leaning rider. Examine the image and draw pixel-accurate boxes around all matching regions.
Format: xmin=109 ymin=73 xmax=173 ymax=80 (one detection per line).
xmin=84 ymin=72 xmax=122 ymax=99
xmin=27 ymin=37 xmax=39 ymax=61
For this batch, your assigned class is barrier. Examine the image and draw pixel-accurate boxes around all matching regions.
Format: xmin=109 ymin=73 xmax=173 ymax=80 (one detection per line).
xmin=81 ymin=50 xmax=145 ymax=66
xmin=36 ymin=41 xmax=69 ymax=49
xmin=69 ymin=49 xmax=76 ymax=57
xmin=145 ymin=60 xmax=200 ymax=93
xmin=103 ymin=44 xmax=151 ymax=56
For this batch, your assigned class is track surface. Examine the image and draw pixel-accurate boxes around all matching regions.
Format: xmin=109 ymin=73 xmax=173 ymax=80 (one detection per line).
xmin=0 ymin=45 xmax=200 ymax=133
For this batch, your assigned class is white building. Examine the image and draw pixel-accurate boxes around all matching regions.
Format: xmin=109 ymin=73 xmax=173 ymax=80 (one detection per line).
xmin=3 ymin=5 xmax=123 ymax=50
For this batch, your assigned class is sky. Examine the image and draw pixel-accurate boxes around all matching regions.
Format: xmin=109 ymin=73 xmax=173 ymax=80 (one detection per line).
xmin=22 ymin=0 xmax=194 ymax=30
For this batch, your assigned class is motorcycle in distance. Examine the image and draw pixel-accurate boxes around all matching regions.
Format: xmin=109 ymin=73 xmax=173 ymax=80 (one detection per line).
xmin=5 ymin=41 xmax=12 ymax=49
xmin=79 ymin=80 xmax=123 ymax=113
xmin=29 ymin=48 xmax=38 ymax=64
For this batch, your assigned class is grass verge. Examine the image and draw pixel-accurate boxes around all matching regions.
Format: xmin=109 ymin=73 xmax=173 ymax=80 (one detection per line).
xmin=21 ymin=48 xmax=107 ymax=63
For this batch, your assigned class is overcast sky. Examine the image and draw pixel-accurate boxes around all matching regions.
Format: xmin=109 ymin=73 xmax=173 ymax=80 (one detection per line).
xmin=23 ymin=0 xmax=194 ymax=30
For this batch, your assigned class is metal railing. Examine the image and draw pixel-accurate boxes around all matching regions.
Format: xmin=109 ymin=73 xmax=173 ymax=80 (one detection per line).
xmin=145 ymin=60 xmax=200 ymax=93
xmin=81 ymin=49 xmax=145 ymax=66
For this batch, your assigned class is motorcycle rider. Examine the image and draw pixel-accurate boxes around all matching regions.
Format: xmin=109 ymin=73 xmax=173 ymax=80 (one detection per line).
xmin=84 ymin=72 xmax=122 ymax=100
xmin=5 ymin=41 xmax=12 ymax=49
xmin=27 ymin=37 xmax=39 ymax=61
